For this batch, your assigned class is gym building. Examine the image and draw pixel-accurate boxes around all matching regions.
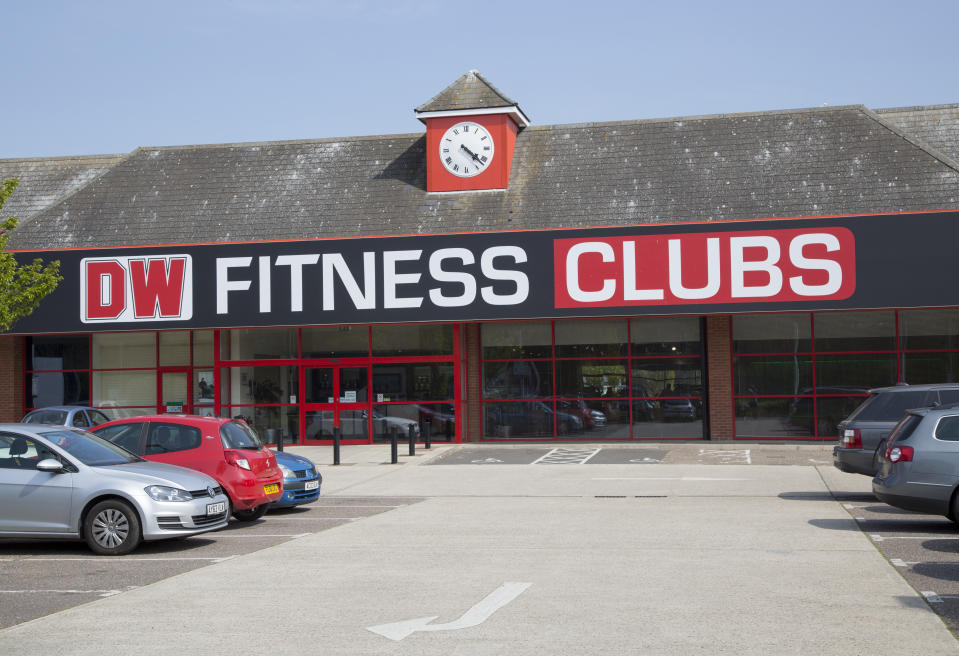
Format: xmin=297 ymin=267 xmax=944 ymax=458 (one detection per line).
xmin=2 ymin=71 xmax=959 ymax=445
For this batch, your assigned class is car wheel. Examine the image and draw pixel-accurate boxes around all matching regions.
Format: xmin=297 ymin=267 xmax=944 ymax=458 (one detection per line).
xmin=232 ymin=503 xmax=268 ymax=522
xmin=950 ymin=490 xmax=959 ymax=524
xmin=84 ymin=499 xmax=141 ymax=556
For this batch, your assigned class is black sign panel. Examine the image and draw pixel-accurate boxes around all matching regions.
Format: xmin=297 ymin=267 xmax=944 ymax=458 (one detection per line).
xmin=9 ymin=210 xmax=959 ymax=334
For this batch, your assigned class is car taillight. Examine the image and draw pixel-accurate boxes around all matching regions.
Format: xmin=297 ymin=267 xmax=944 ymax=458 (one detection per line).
xmin=840 ymin=428 xmax=862 ymax=449
xmin=224 ymin=450 xmax=252 ymax=470
xmin=885 ymin=445 xmax=914 ymax=463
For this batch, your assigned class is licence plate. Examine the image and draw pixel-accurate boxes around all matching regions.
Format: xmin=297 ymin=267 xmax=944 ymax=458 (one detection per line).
xmin=264 ymin=483 xmax=280 ymax=495
xmin=206 ymin=501 xmax=226 ymax=515
xmin=304 ymin=479 xmax=319 ymax=491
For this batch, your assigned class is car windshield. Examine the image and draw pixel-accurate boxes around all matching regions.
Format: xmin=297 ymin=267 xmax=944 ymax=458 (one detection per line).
xmin=43 ymin=429 xmax=142 ymax=466
xmin=852 ymin=391 xmax=929 ymax=422
xmin=23 ymin=410 xmax=69 ymax=425
xmin=220 ymin=421 xmax=263 ymax=450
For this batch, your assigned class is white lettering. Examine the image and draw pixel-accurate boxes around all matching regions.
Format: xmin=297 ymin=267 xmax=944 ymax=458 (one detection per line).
xmin=275 ymin=254 xmax=320 ymax=312
xmin=623 ymin=241 xmax=664 ymax=300
xmin=565 ymin=242 xmax=615 ymax=303
xmin=668 ymin=238 xmax=720 ymax=300
xmin=730 ymin=236 xmax=782 ymax=298
xmin=216 ymin=257 xmax=252 ymax=314
xmin=481 ymin=246 xmax=529 ymax=305
xmin=383 ymin=250 xmax=423 ymax=309
xmin=429 ymin=248 xmax=476 ymax=307
xmin=322 ymin=253 xmax=375 ymax=311
xmin=258 ymin=256 xmax=271 ymax=313
xmin=789 ymin=233 xmax=843 ymax=296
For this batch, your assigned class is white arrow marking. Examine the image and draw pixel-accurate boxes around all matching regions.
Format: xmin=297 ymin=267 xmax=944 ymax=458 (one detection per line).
xmin=471 ymin=458 xmax=504 ymax=463
xmin=367 ymin=581 xmax=531 ymax=641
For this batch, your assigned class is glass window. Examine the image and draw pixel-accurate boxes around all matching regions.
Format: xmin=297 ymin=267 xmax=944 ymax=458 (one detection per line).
xmin=372 ymin=364 xmax=454 ymax=401
xmin=92 ymin=371 xmax=156 ymax=408
xmin=28 ymin=335 xmax=89 ymax=370
xmin=484 ymin=401 xmax=555 ymax=439
xmin=22 ymin=409 xmax=69 ymax=425
xmin=26 ymin=371 xmax=90 ymax=408
xmin=159 ymin=331 xmax=190 ymax=366
xmin=222 ymin=406 xmax=299 ymax=445
xmin=146 ymin=423 xmax=201 ymax=454
xmin=302 ymin=326 xmax=369 ymax=358
xmin=220 ymin=421 xmax=263 ymax=450
xmin=733 ymin=356 xmax=813 ymax=396
xmin=372 ymin=324 xmax=453 ymax=357
xmin=633 ymin=400 xmax=703 ymax=438
xmin=900 ymin=309 xmax=959 ymax=351
xmin=935 ymin=416 xmax=959 ymax=442
xmin=815 ymin=311 xmax=895 ymax=352
xmin=900 ymin=353 xmax=959 ymax=385
xmin=221 ymin=366 xmax=298 ymax=405
xmin=814 ymin=354 xmax=896 ymax=393
xmin=816 ymin=396 xmax=869 ymax=437
xmin=481 ymin=321 xmax=551 ymax=360
xmin=852 ymin=390 xmax=931 ymax=422
xmin=555 ymin=359 xmax=627 ymax=398
xmin=339 ymin=367 xmax=369 ymax=403
xmin=554 ymin=319 xmax=626 ymax=357
xmin=88 ymin=410 xmax=110 ymax=426
xmin=631 ymin=358 xmax=703 ymax=398
xmin=192 ymin=330 xmax=214 ymax=367
xmin=482 ymin=361 xmax=552 ymax=399
xmin=91 ymin=422 xmax=145 ymax=454
xmin=735 ymin=398 xmax=815 ymax=438
xmin=631 ymin=317 xmax=701 ymax=356
xmin=93 ymin=332 xmax=156 ymax=369
xmin=220 ymin=328 xmax=297 ymax=360
xmin=733 ymin=314 xmax=811 ymax=354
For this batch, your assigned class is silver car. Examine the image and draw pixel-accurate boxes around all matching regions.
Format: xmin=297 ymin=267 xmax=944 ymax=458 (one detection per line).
xmin=0 ymin=424 xmax=229 ymax=555
xmin=873 ymin=405 xmax=959 ymax=520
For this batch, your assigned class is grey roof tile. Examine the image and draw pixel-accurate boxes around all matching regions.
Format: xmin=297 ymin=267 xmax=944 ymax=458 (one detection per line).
xmin=874 ymin=104 xmax=959 ymax=163
xmin=415 ymin=70 xmax=518 ymax=112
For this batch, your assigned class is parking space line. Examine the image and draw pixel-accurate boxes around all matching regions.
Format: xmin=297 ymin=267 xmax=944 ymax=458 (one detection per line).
xmin=592 ymin=477 xmax=749 ymax=481
xmin=924 ymin=591 xmax=944 ymax=603
xmin=27 ymin=556 xmax=239 ymax=562
xmin=870 ymin=535 xmax=959 ymax=542
xmin=263 ymin=516 xmax=360 ymax=521
xmin=0 ymin=589 xmax=129 ymax=597
xmin=214 ymin=533 xmax=310 ymax=538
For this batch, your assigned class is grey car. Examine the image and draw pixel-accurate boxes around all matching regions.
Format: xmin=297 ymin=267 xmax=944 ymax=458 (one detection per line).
xmin=873 ymin=404 xmax=959 ymax=519
xmin=0 ymin=424 xmax=229 ymax=555
xmin=22 ymin=406 xmax=111 ymax=430
xmin=833 ymin=383 xmax=959 ymax=476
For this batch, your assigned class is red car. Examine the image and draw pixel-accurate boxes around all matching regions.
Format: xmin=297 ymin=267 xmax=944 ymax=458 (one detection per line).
xmin=92 ymin=415 xmax=283 ymax=521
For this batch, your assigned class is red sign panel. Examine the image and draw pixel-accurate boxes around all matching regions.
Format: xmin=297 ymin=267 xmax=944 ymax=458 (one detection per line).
xmin=553 ymin=227 xmax=855 ymax=308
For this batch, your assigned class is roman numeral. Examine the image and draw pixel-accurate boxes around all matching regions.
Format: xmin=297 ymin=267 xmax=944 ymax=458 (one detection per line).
xmin=445 ymin=156 xmax=452 ymax=164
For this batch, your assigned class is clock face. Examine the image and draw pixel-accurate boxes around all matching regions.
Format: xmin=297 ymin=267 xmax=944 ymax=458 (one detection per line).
xmin=439 ymin=122 xmax=495 ymax=177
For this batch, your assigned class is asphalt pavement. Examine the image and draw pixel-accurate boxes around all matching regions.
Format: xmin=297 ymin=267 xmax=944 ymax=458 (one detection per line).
xmin=1 ymin=442 xmax=958 ymax=655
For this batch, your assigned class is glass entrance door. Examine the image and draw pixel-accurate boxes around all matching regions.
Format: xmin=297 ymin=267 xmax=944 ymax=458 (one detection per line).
xmin=159 ymin=370 xmax=190 ymax=414
xmin=303 ymin=366 xmax=370 ymax=442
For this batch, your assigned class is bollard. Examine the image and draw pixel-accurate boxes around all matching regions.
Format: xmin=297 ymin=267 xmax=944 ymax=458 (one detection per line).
xmin=424 ymin=419 xmax=432 ymax=449
xmin=408 ymin=423 xmax=416 ymax=456
xmin=390 ymin=425 xmax=398 ymax=464
xmin=333 ymin=425 xmax=341 ymax=466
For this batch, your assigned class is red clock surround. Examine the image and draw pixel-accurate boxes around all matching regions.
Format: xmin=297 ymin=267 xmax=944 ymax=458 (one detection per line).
xmin=425 ymin=113 xmax=519 ymax=192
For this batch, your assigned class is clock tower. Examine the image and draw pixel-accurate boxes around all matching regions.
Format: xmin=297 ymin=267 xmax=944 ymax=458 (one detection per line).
xmin=415 ymin=70 xmax=530 ymax=193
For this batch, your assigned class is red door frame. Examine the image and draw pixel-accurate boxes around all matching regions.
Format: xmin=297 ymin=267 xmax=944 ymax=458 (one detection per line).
xmin=300 ymin=361 xmax=372 ymax=445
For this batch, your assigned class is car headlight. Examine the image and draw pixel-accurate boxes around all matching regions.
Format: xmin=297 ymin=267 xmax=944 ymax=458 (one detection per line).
xmin=278 ymin=463 xmax=295 ymax=479
xmin=145 ymin=485 xmax=194 ymax=502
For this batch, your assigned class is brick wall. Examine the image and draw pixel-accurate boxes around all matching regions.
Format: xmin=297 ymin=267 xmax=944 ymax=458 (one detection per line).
xmin=706 ymin=316 xmax=733 ymax=441
xmin=463 ymin=323 xmax=482 ymax=442
xmin=0 ymin=336 xmax=23 ymax=422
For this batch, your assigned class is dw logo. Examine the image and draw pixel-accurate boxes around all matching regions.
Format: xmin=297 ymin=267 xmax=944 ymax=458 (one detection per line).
xmin=80 ymin=255 xmax=193 ymax=323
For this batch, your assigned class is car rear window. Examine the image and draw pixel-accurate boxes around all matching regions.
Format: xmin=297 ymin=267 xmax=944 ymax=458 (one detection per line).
xmin=937 ymin=390 xmax=959 ymax=406
xmin=852 ymin=391 xmax=929 ymax=421
xmin=22 ymin=410 xmax=68 ymax=425
xmin=935 ymin=416 xmax=959 ymax=442
xmin=888 ymin=414 xmax=923 ymax=444
xmin=220 ymin=421 xmax=263 ymax=450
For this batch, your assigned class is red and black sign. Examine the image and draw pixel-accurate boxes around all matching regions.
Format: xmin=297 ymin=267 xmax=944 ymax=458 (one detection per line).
xmin=9 ymin=210 xmax=957 ymax=334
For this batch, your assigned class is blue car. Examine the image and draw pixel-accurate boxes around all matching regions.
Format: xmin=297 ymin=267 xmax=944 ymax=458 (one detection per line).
xmin=269 ymin=450 xmax=322 ymax=509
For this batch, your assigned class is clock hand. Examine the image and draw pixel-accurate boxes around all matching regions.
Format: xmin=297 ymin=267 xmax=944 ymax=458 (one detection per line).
xmin=459 ymin=144 xmax=484 ymax=165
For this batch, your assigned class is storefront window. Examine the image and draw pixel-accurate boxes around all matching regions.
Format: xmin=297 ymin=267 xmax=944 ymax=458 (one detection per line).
xmin=372 ymin=324 xmax=453 ymax=356
xmin=222 ymin=406 xmax=299 ymax=445
xmin=93 ymin=332 xmax=156 ymax=369
xmin=193 ymin=330 xmax=215 ymax=367
xmin=901 ymin=352 xmax=959 ymax=384
xmin=28 ymin=335 xmax=89 ymax=370
xmin=220 ymin=328 xmax=297 ymax=360
xmin=481 ymin=317 xmax=703 ymax=439
xmin=220 ymin=366 xmax=297 ymax=405
xmin=92 ymin=370 xmax=156 ymax=409
xmin=372 ymin=364 xmax=453 ymax=401
xmin=814 ymin=311 xmax=895 ymax=352
xmin=814 ymin=354 xmax=896 ymax=392
xmin=159 ymin=331 xmax=190 ymax=366
xmin=732 ymin=314 xmax=811 ymax=354
xmin=27 ymin=371 xmax=90 ymax=408
xmin=900 ymin=309 xmax=959 ymax=351
xmin=302 ymin=326 xmax=369 ymax=358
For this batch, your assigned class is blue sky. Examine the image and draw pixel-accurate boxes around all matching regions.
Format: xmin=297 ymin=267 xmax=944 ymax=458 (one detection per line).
xmin=5 ymin=0 xmax=958 ymax=158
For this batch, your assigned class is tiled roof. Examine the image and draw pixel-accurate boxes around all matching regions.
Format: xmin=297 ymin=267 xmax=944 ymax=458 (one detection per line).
xmin=415 ymin=70 xmax=518 ymax=112
xmin=5 ymin=105 xmax=959 ymax=251
xmin=0 ymin=153 xmax=126 ymax=222
xmin=874 ymin=104 xmax=959 ymax=164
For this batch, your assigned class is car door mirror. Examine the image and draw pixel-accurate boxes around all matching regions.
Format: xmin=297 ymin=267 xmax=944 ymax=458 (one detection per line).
xmin=36 ymin=458 xmax=66 ymax=473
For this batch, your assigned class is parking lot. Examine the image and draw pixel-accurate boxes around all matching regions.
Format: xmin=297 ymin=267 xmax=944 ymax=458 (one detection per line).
xmin=0 ymin=496 xmax=423 ymax=629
